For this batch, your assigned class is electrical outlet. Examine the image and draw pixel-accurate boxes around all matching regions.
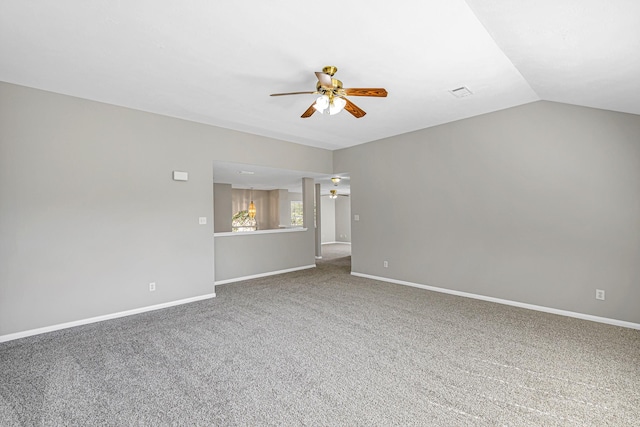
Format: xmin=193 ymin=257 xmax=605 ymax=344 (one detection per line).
xmin=595 ymin=289 xmax=605 ymax=300
xmin=149 ymin=282 xmax=156 ymax=292
xmin=383 ymin=261 xmax=388 ymax=268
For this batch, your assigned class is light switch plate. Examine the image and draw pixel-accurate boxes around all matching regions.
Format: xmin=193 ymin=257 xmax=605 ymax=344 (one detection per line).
xmin=199 ymin=217 xmax=207 ymax=225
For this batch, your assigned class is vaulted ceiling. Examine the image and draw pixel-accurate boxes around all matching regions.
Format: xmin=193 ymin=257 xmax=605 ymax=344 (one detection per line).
xmin=2 ymin=0 xmax=639 ymax=152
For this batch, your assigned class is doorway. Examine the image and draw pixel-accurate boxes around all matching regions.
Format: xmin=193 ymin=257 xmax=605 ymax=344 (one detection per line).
xmin=319 ymin=174 xmax=351 ymax=264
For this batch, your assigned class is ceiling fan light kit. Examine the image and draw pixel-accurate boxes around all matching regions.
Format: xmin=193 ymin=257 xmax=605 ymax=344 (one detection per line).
xmin=270 ymin=66 xmax=387 ymax=119
xmin=328 ymin=189 xmax=348 ymax=198
xmin=313 ymin=95 xmax=346 ymax=115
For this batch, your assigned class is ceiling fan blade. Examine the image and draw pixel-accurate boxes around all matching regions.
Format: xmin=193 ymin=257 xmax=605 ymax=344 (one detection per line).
xmin=315 ymin=72 xmax=333 ymax=88
xmin=301 ymin=102 xmax=316 ymax=118
xmin=344 ymin=98 xmax=366 ymax=118
xmin=270 ymin=91 xmax=316 ymax=97
xmin=344 ymin=88 xmax=388 ymax=97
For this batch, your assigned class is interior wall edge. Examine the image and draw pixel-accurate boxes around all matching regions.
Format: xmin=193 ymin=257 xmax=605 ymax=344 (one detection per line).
xmin=351 ymin=272 xmax=640 ymax=331
xmin=0 ymin=293 xmax=216 ymax=344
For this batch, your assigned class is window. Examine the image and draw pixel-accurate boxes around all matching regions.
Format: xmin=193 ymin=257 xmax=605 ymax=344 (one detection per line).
xmin=232 ymin=210 xmax=257 ymax=232
xmin=290 ymin=201 xmax=303 ymax=226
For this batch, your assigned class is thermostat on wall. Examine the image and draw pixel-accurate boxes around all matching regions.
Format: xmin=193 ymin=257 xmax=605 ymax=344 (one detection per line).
xmin=173 ymin=171 xmax=188 ymax=181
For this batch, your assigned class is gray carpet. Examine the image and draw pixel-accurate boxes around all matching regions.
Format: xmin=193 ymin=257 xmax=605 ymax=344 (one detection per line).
xmin=1 ymin=244 xmax=639 ymax=426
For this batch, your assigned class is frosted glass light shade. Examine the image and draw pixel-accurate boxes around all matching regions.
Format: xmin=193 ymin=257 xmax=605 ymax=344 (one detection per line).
xmin=313 ymin=95 xmax=330 ymax=112
xmin=329 ymin=97 xmax=346 ymax=115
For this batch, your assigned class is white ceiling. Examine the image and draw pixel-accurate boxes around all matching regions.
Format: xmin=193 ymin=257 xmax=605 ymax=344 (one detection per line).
xmin=2 ymin=0 xmax=639 ymax=190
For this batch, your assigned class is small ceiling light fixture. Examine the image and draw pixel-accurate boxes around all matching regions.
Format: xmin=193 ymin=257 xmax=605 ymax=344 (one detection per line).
xmin=331 ymin=177 xmax=341 ymax=185
xmin=329 ymin=190 xmax=338 ymax=199
xmin=248 ymin=188 xmax=256 ymax=219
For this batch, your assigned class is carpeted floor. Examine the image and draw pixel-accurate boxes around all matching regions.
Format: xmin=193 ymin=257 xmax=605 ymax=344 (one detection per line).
xmin=320 ymin=242 xmax=351 ymax=261
xmin=1 ymin=244 xmax=638 ymax=426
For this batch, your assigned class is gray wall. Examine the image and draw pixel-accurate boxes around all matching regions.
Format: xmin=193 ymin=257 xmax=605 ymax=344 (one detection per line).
xmin=0 ymin=82 xmax=332 ymax=337
xmin=335 ymin=101 xmax=640 ymax=324
xmin=320 ymin=195 xmax=351 ymax=243
xmin=320 ymin=197 xmax=336 ymax=243
xmin=214 ymin=230 xmax=315 ymax=282
xmin=335 ymin=196 xmax=351 ymax=242
xmin=213 ymin=183 xmax=232 ymax=232
xmin=277 ymin=190 xmax=291 ymax=227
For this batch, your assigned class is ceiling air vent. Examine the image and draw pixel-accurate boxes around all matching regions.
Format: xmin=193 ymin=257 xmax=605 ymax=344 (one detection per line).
xmin=450 ymin=86 xmax=473 ymax=98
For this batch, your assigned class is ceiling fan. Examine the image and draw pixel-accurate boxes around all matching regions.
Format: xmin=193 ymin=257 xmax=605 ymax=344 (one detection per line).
xmin=270 ymin=66 xmax=387 ymax=118
xmin=328 ymin=190 xmax=348 ymax=199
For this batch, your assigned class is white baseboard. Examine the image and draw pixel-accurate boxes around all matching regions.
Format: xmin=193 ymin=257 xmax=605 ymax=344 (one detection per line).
xmin=0 ymin=293 xmax=217 ymax=343
xmin=351 ymin=272 xmax=640 ymax=330
xmin=321 ymin=241 xmax=352 ymax=245
xmin=215 ymin=264 xmax=316 ymax=285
